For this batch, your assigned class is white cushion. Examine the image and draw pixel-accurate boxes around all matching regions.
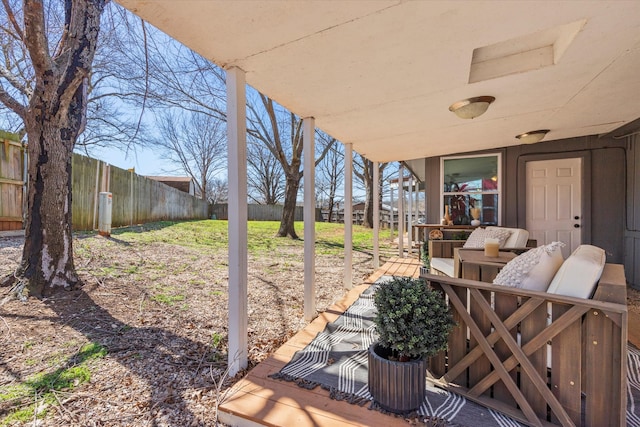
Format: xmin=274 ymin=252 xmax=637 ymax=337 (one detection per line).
xmin=463 ymin=228 xmax=511 ymax=249
xmin=486 ymin=226 xmax=530 ymax=248
xmin=546 ymin=245 xmax=606 ymax=299
xmin=493 ymin=242 xmax=565 ymax=291
xmin=430 ymin=257 xmax=455 ymax=277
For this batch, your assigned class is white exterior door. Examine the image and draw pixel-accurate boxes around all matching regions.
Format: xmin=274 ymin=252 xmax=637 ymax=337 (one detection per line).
xmin=526 ymin=158 xmax=582 ymax=258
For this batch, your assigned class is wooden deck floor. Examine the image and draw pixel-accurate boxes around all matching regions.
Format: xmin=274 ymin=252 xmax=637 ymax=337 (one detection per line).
xmin=218 ymin=257 xmax=640 ymax=427
xmin=217 ymin=256 xmax=422 ymax=427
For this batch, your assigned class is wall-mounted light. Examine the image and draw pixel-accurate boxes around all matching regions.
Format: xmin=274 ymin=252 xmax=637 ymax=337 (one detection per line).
xmin=515 ymin=129 xmax=550 ymax=144
xmin=449 ymin=96 xmax=495 ymax=119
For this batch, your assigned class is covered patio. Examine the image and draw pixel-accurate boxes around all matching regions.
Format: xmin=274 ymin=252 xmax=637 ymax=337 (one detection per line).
xmin=114 ymin=1 xmax=640 ymax=425
xmin=217 ymin=257 xmax=640 ymax=427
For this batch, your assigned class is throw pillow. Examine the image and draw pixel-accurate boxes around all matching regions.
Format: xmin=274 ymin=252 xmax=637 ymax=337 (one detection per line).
xmin=546 ymin=245 xmax=606 ymax=299
xmin=492 ymin=242 xmax=565 ymax=291
xmin=463 ymin=227 xmax=512 ymax=249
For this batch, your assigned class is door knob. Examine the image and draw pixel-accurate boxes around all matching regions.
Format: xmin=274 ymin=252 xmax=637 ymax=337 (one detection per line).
xmin=574 ymin=216 xmax=580 ymax=220
xmin=574 ymin=224 xmax=580 ymax=228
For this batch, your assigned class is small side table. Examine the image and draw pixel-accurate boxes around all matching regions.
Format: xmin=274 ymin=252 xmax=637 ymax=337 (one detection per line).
xmin=458 ymin=249 xmax=517 ymax=283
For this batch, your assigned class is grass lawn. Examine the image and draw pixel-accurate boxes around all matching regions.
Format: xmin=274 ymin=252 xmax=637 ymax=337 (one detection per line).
xmin=0 ymin=220 xmax=400 ymax=426
xmin=106 ymin=220 xmax=396 ymax=256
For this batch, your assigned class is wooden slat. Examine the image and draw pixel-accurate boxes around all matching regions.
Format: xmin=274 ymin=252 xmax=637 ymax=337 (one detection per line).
xmin=520 ymin=301 xmax=549 ymax=418
xmin=550 ymin=304 xmax=582 ymax=425
xmin=469 ymin=289 xmax=491 ymax=396
xmin=0 ymin=178 xmax=24 ymax=185
xmin=493 ymin=293 xmax=518 ymax=407
xmin=584 ymin=307 xmax=626 ymax=427
xmin=447 ymin=285 xmax=468 ymax=385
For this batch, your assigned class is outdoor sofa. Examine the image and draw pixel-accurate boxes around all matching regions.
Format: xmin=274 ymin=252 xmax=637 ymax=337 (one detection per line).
xmin=422 ymin=244 xmax=628 ymax=426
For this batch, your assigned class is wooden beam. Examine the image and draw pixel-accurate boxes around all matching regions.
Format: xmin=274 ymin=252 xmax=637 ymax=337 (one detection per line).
xmin=0 ymin=178 xmax=25 ymax=186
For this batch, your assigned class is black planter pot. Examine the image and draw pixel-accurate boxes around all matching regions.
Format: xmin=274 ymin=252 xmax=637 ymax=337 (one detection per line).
xmin=367 ymin=342 xmax=427 ymax=414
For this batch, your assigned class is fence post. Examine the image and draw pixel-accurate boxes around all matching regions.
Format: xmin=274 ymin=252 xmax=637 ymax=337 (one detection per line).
xmin=93 ymin=160 xmax=101 ymax=230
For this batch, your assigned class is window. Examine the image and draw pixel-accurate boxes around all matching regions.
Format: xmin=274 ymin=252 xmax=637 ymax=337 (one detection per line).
xmin=441 ymin=154 xmax=501 ymax=225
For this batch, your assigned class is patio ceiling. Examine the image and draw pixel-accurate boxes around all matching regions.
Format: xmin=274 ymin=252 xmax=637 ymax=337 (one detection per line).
xmin=116 ymin=1 xmax=640 ymax=163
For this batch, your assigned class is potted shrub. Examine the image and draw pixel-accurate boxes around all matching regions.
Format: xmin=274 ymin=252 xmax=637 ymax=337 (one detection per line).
xmin=368 ymin=277 xmax=455 ymax=414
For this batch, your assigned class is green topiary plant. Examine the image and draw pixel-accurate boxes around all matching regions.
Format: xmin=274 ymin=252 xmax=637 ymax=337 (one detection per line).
xmin=421 ymin=240 xmax=430 ymax=268
xmin=373 ymin=277 xmax=455 ymax=362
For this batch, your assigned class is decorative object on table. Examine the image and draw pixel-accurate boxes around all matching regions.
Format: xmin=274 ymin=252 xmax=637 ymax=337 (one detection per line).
xmin=484 ymin=237 xmax=500 ymax=257
xmin=368 ymin=277 xmax=455 ymax=414
xmin=428 ymin=229 xmax=444 ymax=240
xmin=442 ymin=205 xmax=452 ymax=225
xmin=470 ymin=207 xmax=481 ymax=226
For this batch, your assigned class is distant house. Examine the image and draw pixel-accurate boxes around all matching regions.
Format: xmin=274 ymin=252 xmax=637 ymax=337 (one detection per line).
xmin=145 ymin=176 xmax=195 ymax=196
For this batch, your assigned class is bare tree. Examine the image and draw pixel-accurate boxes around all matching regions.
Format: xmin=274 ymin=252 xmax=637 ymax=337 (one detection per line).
xmin=156 ymin=111 xmax=226 ymax=202
xmin=247 ymin=93 xmax=335 ymax=238
xmin=0 ymin=0 xmax=107 ymax=296
xmin=354 ymin=154 xmax=388 ymax=228
xmin=247 ymin=140 xmax=285 ymax=205
xmin=208 ymin=177 xmax=228 ymax=205
xmin=0 ymin=3 xmax=149 ymax=151
xmin=315 ymin=134 xmax=343 ymax=222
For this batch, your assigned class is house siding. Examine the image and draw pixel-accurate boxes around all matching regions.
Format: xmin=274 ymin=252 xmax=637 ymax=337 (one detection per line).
xmin=423 ymin=133 xmax=637 ymax=284
xmin=626 ymin=134 xmax=640 ymax=288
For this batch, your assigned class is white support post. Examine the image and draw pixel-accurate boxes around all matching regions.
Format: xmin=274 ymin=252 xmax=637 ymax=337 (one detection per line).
xmin=344 ymin=143 xmax=353 ymax=289
xmin=373 ymin=161 xmax=380 ymax=269
xmin=398 ymin=165 xmax=404 ymax=257
xmin=226 ymin=67 xmax=248 ymax=376
xmin=407 ymin=175 xmax=413 ymax=255
xmin=303 ymin=117 xmax=316 ymax=321
xmin=415 ymin=181 xmax=419 ymax=219
xmin=390 ymin=186 xmax=394 ymax=238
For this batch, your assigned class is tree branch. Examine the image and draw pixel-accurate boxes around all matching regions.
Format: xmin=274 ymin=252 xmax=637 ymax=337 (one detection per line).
xmin=1 ymin=0 xmax=24 ymax=41
xmin=23 ymin=0 xmax=54 ymax=77
xmin=0 ymin=85 xmax=26 ymax=118
xmin=0 ymin=64 xmax=32 ymax=97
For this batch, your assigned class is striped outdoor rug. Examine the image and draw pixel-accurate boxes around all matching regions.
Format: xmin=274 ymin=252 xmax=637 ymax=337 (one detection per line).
xmin=271 ymin=276 xmax=640 ymax=427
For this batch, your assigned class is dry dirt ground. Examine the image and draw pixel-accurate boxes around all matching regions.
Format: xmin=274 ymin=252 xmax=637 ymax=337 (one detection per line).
xmin=2 ymin=231 xmax=639 ymax=427
xmin=0 ymin=229 xmax=389 ymax=426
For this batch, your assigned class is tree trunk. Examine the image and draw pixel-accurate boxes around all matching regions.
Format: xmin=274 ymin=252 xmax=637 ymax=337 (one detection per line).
xmin=327 ymin=196 xmax=335 ymax=223
xmin=277 ymin=175 xmax=301 ymax=238
xmin=21 ymin=95 xmax=82 ymax=297
xmin=11 ymin=0 xmax=108 ymax=297
xmin=364 ymin=180 xmax=374 ymax=228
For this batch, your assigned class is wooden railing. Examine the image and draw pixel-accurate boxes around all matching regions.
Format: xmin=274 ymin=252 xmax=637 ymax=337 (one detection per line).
xmin=423 ymin=264 xmax=628 ymax=427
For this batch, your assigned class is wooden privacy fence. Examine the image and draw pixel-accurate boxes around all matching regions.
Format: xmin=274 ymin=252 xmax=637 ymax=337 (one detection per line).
xmin=72 ymin=153 xmax=209 ymax=231
xmin=2 ymin=151 xmax=208 ymax=232
xmin=212 ymin=203 xmax=321 ymax=221
xmin=0 ymin=132 xmax=25 ymax=232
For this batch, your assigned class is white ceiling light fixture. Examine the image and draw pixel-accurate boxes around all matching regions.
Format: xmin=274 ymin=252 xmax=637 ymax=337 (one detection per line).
xmin=515 ymin=129 xmax=550 ymax=144
xmin=449 ymin=96 xmax=495 ymax=119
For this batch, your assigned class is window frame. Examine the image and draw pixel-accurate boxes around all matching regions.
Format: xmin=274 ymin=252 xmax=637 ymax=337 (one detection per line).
xmin=439 ymin=153 xmax=502 ymax=226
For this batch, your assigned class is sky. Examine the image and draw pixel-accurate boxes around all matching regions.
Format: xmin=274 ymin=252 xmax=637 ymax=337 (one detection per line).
xmin=86 ymin=144 xmax=179 ymax=177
